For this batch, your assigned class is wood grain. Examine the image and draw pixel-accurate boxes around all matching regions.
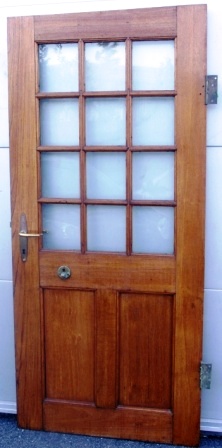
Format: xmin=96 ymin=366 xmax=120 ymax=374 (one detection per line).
xmin=173 ymin=5 xmax=207 ymax=446
xmin=34 ymin=7 xmax=177 ymax=42
xmin=44 ymin=289 xmax=95 ymax=402
xmin=8 ymin=16 xmax=43 ymax=429
xmin=39 ymin=252 xmax=176 ymax=293
xmin=43 ymin=401 xmax=172 ymax=443
xmin=119 ymin=293 xmax=173 ymax=409
xmin=8 ymin=5 xmax=206 ymax=445
xmin=95 ymin=290 xmax=118 ymax=408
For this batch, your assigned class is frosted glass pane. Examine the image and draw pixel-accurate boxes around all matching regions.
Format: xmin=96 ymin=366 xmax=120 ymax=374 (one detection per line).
xmin=39 ymin=43 xmax=78 ymax=92
xmin=132 ymin=152 xmax=174 ymax=200
xmin=42 ymin=204 xmax=80 ymax=250
xmin=132 ymin=41 xmax=174 ymax=90
xmin=133 ymin=206 xmax=174 ymax=254
xmin=87 ymin=206 xmax=126 ymax=252
xmin=86 ymin=152 xmax=126 ymax=199
xmin=86 ymin=98 xmax=126 ymax=145
xmin=85 ymin=42 xmax=125 ymax=91
xmin=40 ymin=99 xmax=79 ymax=146
xmin=132 ymin=97 xmax=174 ymax=146
xmin=41 ymin=152 xmax=80 ymax=198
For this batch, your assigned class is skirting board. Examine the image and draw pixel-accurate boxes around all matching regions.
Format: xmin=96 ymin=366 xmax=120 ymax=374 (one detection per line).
xmin=0 ymin=403 xmax=222 ymax=435
xmin=0 ymin=401 xmax=17 ymax=414
xmin=201 ymin=419 xmax=222 ymax=433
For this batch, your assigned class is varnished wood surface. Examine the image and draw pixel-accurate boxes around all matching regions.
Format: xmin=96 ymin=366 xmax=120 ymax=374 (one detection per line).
xmin=43 ymin=287 xmax=174 ymax=408
xmin=8 ymin=5 xmax=206 ymax=446
xmin=95 ymin=290 xmax=118 ymax=409
xmin=119 ymin=293 xmax=173 ymax=409
xmin=34 ymin=7 xmax=177 ymax=41
xmin=43 ymin=401 xmax=173 ymax=443
xmin=44 ymin=289 xmax=95 ymax=401
xmin=39 ymin=252 xmax=176 ymax=292
xmin=8 ymin=16 xmax=43 ymax=429
xmin=173 ymin=5 xmax=207 ymax=446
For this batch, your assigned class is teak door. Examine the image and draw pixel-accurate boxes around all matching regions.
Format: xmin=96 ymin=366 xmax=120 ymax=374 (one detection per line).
xmin=8 ymin=5 xmax=206 ymax=446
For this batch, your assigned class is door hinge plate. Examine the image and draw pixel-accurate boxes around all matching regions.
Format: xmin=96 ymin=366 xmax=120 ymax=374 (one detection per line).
xmin=205 ymin=75 xmax=218 ymax=105
xmin=200 ymin=362 xmax=212 ymax=389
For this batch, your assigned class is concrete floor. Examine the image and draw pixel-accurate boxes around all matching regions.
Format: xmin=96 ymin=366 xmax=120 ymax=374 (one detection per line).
xmin=0 ymin=413 xmax=222 ymax=448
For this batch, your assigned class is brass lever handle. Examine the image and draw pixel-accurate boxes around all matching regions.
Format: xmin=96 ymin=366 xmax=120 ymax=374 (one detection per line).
xmin=19 ymin=231 xmax=44 ymax=237
xmin=19 ymin=213 xmax=46 ymax=262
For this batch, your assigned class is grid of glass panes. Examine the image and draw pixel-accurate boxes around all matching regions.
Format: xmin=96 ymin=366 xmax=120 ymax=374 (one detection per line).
xmin=38 ymin=40 xmax=175 ymax=254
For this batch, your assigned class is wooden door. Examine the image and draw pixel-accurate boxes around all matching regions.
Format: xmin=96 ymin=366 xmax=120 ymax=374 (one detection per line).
xmin=8 ymin=5 xmax=206 ymax=446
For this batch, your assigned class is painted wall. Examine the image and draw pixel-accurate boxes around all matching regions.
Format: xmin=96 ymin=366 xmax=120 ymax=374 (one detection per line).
xmin=0 ymin=0 xmax=222 ymax=431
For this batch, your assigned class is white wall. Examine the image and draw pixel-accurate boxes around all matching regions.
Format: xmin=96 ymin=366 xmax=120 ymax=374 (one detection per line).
xmin=0 ymin=0 xmax=222 ymax=432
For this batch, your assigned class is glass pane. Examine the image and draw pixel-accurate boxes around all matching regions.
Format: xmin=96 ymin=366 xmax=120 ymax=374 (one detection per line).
xmin=42 ymin=204 xmax=80 ymax=250
xmin=40 ymin=99 xmax=79 ymax=146
xmin=87 ymin=205 xmax=126 ymax=252
xmin=86 ymin=98 xmax=126 ymax=146
xmin=41 ymin=152 xmax=80 ymax=198
xmin=132 ymin=152 xmax=174 ymax=200
xmin=85 ymin=42 xmax=125 ymax=91
xmin=39 ymin=43 xmax=79 ymax=92
xmin=132 ymin=206 xmax=174 ymax=254
xmin=86 ymin=152 xmax=126 ymax=199
xmin=132 ymin=97 xmax=174 ymax=146
xmin=132 ymin=41 xmax=174 ymax=90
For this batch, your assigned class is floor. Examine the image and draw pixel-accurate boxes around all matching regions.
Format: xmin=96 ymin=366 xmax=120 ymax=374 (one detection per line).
xmin=0 ymin=414 xmax=222 ymax=448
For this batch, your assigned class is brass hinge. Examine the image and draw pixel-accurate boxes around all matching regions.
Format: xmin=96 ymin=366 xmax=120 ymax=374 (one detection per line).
xmin=200 ymin=362 xmax=212 ymax=389
xmin=205 ymin=75 xmax=218 ymax=105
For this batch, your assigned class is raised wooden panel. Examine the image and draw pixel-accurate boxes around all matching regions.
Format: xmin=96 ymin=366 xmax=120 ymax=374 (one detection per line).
xmin=119 ymin=293 xmax=173 ymax=409
xmin=44 ymin=289 xmax=95 ymax=402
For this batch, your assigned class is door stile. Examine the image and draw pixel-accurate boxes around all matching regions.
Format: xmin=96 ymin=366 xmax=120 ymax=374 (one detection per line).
xmin=173 ymin=5 xmax=207 ymax=446
xmin=8 ymin=16 xmax=43 ymax=429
